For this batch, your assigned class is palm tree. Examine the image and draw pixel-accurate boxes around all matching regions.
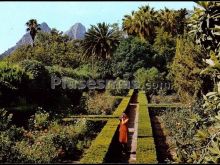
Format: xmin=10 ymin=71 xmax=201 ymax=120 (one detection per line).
xmin=196 ymin=1 xmax=216 ymax=10
xmin=122 ymin=5 xmax=158 ymax=43
xmin=158 ymin=7 xmax=177 ymax=36
xmin=26 ymin=19 xmax=41 ymax=44
xmin=81 ymin=22 xmax=120 ymax=77
xmin=81 ymin=22 xmax=120 ymax=60
xmin=122 ymin=11 xmax=136 ymax=36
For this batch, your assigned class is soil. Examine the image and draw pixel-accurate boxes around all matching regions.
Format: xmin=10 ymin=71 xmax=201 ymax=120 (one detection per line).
xmin=149 ymin=109 xmax=174 ymax=163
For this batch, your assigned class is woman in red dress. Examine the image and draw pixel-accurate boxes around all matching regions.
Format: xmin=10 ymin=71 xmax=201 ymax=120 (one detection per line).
xmin=119 ymin=113 xmax=129 ymax=154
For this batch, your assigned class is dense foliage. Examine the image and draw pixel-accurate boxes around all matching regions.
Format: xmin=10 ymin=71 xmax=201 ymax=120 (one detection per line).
xmin=8 ymin=30 xmax=81 ymax=68
xmin=169 ymin=37 xmax=206 ymax=103
xmin=0 ymin=109 xmax=104 ymax=163
xmin=1 ymin=2 xmax=220 ymax=163
xmin=112 ymin=37 xmax=155 ymax=79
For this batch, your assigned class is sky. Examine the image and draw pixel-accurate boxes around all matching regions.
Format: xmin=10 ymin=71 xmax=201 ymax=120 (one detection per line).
xmin=0 ymin=1 xmax=197 ymax=54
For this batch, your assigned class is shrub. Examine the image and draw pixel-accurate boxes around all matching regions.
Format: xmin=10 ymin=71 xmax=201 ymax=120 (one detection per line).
xmin=0 ymin=132 xmax=20 ymax=163
xmin=0 ymin=109 xmax=24 ymax=163
xmin=134 ymin=67 xmax=162 ymax=95
xmin=46 ymin=65 xmax=89 ymax=80
xmin=80 ymin=119 xmax=120 ymax=163
xmin=30 ymin=110 xmax=50 ymax=130
xmin=16 ymin=112 xmax=95 ymax=163
xmin=158 ymin=93 xmax=220 ymax=164
xmin=106 ymin=77 xmax=129 ymax=96
xmin=19 ymin=60 xmax=52 ymax=105
xmin=15 ymin=134 xmax=59 ymax=163
xmin=0 ymin=62 xmax=29 ymax=106
xmin=151 ymin=93 xmax=180 ymax=104
xmin=87 ymin=91 xmax=117 ymax=115
xmin=136 ymin=91 xmax=157 ymax=163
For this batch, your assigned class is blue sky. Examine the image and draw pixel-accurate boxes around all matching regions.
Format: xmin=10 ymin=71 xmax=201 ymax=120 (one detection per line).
xmin=0 ymin=1 xmax=197 ymax=54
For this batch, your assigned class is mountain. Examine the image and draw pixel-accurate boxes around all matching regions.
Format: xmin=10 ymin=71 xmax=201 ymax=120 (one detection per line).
xmin=1 ymin=22 xmax=86 ymax=58
xmin=0 ymin=22 xmax=52 ymax=58
xmin=64 ymin=23 xmax=86 ymax=39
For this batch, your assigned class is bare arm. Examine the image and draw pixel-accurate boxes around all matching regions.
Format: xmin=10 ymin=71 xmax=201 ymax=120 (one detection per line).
xmin=122 ymin=118 xmax=129 ymax=124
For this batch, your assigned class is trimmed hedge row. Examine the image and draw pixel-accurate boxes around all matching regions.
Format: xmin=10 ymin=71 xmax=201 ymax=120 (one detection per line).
xmin=147 ymin=103 xmax=185 ymax=108
xmin=80 ymin=89 xmax=134 ymax=164
xmin=136 ymin=91 xmax=157 ymax=164
xmin=112 ymin=89 xmax=134 ymax=116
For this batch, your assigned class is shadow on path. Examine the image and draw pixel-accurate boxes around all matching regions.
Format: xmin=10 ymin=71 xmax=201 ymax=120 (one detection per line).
xmin=104 ymin=92 xmax=138 ymax=163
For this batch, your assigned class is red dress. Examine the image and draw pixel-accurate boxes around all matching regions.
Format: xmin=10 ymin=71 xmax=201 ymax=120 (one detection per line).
xmin=119 ymin=118 xmax=128 ymax=143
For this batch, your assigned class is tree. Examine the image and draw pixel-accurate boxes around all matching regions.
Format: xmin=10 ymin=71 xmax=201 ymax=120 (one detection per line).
xmin=188 ymin=2 xmax=220 ymax=55
xmin=175 ymin=8 xmax=188 ymax=35
xmin=8 ymin=31 xmax=80 ymax=68
xmin=158 ymin=7 xmax=177 ymax=35
xmin=158 ymin=8 xmax=187 ymax=36
xmin=122 ymin=11 xmax=136 ymax=36
xmin=134 ymin=67 xmax=161 ymax=92
xmin=81 ymin=22 xmax=120 ymax=77
xmin=122 ymin=5 xmax=158 ymax=43
xmin=169 ymin=37 xmax=206 ymax=103
xmin=81 ymin=22 xmax=120 ymax=60
xmin=26 ymin=19 xmax=41 ymax=44
xmin=152 ymin=27 xmax=176 ymax=72
xmin=112 ymin=37 xmax=155 ymax=79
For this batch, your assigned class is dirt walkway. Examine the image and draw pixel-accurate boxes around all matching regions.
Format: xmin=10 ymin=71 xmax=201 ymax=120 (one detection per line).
xmin=127 ymin=96 xmax=138 ymax=163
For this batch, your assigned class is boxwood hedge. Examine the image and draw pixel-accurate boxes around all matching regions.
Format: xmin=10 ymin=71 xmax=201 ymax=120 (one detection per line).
xmin=136 ymin=91 xmax=157 ymax=164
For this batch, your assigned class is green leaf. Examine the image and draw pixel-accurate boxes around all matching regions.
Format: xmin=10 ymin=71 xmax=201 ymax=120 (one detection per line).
xmin=208 ymin=141 xmax=220 ymax=155
xmin=194 ymin=130 xmax=209 ymax=141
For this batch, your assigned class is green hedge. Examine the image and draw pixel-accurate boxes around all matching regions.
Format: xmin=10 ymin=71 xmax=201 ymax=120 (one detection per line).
xmin=147 ymin=103 xmax=185 ymax=108
xmin=112 ymin=89 xmax=133 ymax=116
xmin=80 ymin=89 xmax=134 ymax=163
xmin=136 ymin=91 xmax=157 ymax=164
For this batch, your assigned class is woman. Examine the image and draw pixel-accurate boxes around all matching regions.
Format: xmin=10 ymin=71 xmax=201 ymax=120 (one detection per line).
xmin=119 ymin=113 xmax=129 ymax=155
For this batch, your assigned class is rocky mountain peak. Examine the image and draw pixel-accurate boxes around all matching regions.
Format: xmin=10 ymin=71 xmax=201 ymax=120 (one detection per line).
xmin=1 ymin=22 xmax=86 ymax=57
xmin=64 ymin=23 xmax=86 ymax=39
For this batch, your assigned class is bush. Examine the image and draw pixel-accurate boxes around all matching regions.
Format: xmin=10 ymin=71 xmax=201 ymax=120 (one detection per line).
xmin=15 ymin=134 xmax=59 ymax=163
xmin=80 ymin=119 xmax=120 ymax=163
xmin=106 ymin=77 xmax=129 ymax=96
xmin=0 ymin=132 xmax=20 ymax=163
xmin=136 ymin=91 xmax=157 ymax=163
xmin=0 ymin=62 xmax=29 ymax=106
xmin=28 ymin=110 xmax=50 ymax=130
xmin=15 ymin=112 xmax=95 ymax=163
xmin=134 ymin=67 xmax=162 ymax=95
xmin=0 ymin=109 xmax=24 ymax=163
xmin=19 ymin=60 xmax=50 ymax=88
xmin=87 ymin=91 xmax=117 ymax=115
xmin=46 ymin=65 xmax=89 ymax=80
xmin=151 ymin=93 xmax=180 ymax=104
xmin=158 ymin=93 xmax=220 ymax=163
